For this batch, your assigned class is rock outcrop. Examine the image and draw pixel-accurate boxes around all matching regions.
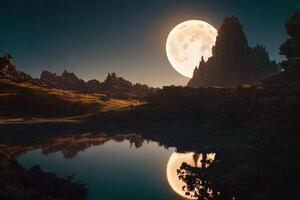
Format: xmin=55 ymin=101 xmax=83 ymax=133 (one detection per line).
xmin=40 ymin=71 xmax=155 ymax=99
xmin=0 ymin=54 xmax=41 ymax=85
xmin=280 ymin=11 xmax=300 ymax=72
xmin=99 ymin=73 xmax=154 ymax=98
xmin=41 ymin=70 xmax=87 ymax=92
xmin=188 ymin=17 xmax=280 ymax=88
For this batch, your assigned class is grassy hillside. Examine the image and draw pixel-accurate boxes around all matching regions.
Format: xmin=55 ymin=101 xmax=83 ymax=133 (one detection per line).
xmin=0 ymin=80 xmax=143 ymax=120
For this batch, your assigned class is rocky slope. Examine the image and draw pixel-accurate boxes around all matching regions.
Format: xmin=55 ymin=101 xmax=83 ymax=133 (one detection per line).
xmin=188 ymin=17 xmax=280 ymax=88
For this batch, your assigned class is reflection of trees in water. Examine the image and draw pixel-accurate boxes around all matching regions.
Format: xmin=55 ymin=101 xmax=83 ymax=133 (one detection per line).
xmin=177 ymin=153 xmax=221 ymax=200
xmin=0 ymin=134 xmax=145 ymax=160
xmin=42 ymin=134 xmax=111 ymax=159
xmin=113 ymin=134 xmax=145 ymax=148
xmin=0 ymin=144 xmax=34 ymax=160
xmin=0 ymin=134 xmax=111 ymax=160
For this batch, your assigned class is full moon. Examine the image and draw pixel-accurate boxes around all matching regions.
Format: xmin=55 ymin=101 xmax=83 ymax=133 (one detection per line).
xmin=166 ymin=20 xmax=218 ymax=78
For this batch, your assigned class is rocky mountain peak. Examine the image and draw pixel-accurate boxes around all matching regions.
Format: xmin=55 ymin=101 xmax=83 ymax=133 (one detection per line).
xmin=61 ymin=70 xmax=81 ymax=83
xmin=0 ymin=54 xmax=12 ymax=66
xmin=213 ymin=16 xmax=249 ymax=58
xmin=188 ymin=16 xmax=280 ymax=88
xmin=40 ymin=71 xmax=62 ymax=88
xmin=41 ymin=71 xmax=59 ymax=80
xmin=1 ymin=56 xmax=155 ymax=99
xmin=87 ymin=79 xmax=100 ymax=85
xmin=0 ymin=54 xmax=35 ymax=83
xmin=0 ymin=54 xmax=16 ymax=74
xmin=41 ymin=70 xmax=86 ymax=91
xmin=103 ymin=72 xmax=132 ymax=87
xmin=217 ymin=16 xmax=245 ymax=38
xmin=286 ymin=11 xmax=300 ymax=39
xmin=107 ymin=72 xmax=117 ymax=80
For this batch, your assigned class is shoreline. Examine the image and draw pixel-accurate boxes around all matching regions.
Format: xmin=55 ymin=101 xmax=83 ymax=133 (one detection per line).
xmin=0 ymin=154 xmax=87 ymax=200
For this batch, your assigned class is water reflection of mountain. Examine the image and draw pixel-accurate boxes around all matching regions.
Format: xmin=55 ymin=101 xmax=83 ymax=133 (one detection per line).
xmin=41 ymin=134 xmax=111 ymax=159
xmin=0 ymin=125 xmax=235 ymax=199
xmin=0 ymin=131 xmax=223 ymax=200
xmin=0 ymin=133 xmax=147 ymax=160
xmin=0 ymin=121 xmax=297 ymax=200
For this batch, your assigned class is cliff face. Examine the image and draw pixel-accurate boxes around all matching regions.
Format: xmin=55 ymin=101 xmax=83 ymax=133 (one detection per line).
xmin=188 ymin=17 xmax=280 ymax=88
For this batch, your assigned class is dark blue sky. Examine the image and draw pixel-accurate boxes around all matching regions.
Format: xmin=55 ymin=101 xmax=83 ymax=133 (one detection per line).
xmin=0 ymin=0 xmax=298 ymax=86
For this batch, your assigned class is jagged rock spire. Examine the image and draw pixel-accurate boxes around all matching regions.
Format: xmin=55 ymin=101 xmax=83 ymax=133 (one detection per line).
xmin=214 ymin=16 xmax=249 ymax=58
xmin=286 ymin=11 xmax=300 ymax=39
xmin=188 ymin=16 xmax=280 ymax=88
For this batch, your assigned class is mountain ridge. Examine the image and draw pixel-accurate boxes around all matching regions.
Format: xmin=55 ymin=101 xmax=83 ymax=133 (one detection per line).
xmin=0 ymin=55 xmax=155 ymax=99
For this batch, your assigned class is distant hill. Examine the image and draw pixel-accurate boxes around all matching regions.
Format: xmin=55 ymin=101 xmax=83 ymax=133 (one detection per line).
xmin=41 ymin=71 xmax=155 ymax=99
xmin=188 ymin=17 xmax=281 ymax=88
xmin=0 ymin=80 xmax=99 ymax=119
xmin=0 ymin=55 xmax=155 ymax=99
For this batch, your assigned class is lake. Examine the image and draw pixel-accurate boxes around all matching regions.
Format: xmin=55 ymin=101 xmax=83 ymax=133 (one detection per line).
xmin=15 ymin=134 xmax=216 ymax=200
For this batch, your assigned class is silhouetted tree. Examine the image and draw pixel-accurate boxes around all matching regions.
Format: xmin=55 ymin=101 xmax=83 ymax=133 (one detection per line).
xmin=177 ymin=162 xmax=221 ymax=200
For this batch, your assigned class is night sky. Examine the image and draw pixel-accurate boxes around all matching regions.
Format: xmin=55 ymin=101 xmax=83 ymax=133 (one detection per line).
xmin=0 ymin=0 xmax=298 ymax=87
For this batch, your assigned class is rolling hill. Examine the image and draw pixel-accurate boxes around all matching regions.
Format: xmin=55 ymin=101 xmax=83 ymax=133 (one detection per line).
xmin=0 ymin=80 xmax=142 ymax=122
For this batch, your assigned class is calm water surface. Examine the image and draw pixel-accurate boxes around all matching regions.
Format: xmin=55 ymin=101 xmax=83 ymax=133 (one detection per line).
xmin=17 ymin=137 xmax=195 ymax=200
